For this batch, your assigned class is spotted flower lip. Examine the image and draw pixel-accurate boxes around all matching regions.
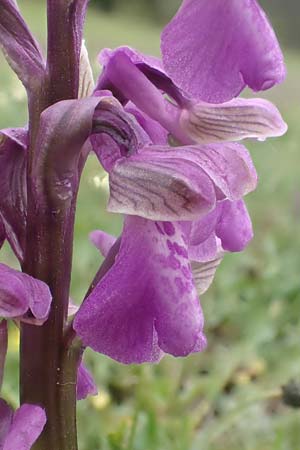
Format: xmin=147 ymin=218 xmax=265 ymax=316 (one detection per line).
xmin=74 ymin=195 xmax=253 ymax=364
xmin=74 ymin=216 xmax=206 ymax=364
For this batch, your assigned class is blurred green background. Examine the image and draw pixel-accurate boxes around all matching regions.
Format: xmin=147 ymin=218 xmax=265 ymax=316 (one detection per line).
xmin=1 ymin=1 xmax=300 ymax=449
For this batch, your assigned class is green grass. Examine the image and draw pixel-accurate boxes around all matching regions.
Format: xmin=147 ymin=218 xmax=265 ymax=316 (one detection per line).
xmin=1 ymin=2 xmax=300 ymax=449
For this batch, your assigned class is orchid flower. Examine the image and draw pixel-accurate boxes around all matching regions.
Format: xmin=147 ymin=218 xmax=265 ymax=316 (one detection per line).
xmin=73 ymin=0 xmax=286 ymax=363
xmin=0 ymin=0 xmax=287 ymax=448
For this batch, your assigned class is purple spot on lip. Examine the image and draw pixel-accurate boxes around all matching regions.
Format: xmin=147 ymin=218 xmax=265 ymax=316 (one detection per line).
xmin=155 ymin=222 xmax=165 ymax=235
xmin=182 ymin=265 xmax=192 ymax=280
xmin=175 ymin=277 xmax=186 ymax=295
xmin=163 ymin=222 xmax=176 ymax=236
xmin=167 ymin=240 xmax=175 ymax=252
xmin=173 ymin=242 xmax=188 ymax=258
xmin=167 ymin=254 xmax=181 ymax=270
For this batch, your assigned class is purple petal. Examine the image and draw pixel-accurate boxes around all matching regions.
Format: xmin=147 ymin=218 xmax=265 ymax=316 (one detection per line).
xmin=189 ymin=232 xmax=218 ymax=263
xmin=96 ymin=48 xmax=183 ymax=139
xmin=180 ymin=98 xmax=288 ymax=144
xmin=0 ymin=264 xmax=52 ymax=323
xmin=90 ymin=230 xmax=117 ymax=258
xmin=99 ymin=46 xmax=164 ymax=75
xmin=91 ymin=132 xmax=122 ymax=173
xmin=216 ymin=199 xmax=253 ymax=252
xmin=135 ymin=143 xmax=257 ymax=203
xmin=0 ymin=128 xmax=27 ymax=262
xmin=74 ymin=216 xmax=206 ymax=363
xmin=92 ymin=96 xmax=151 ymax=169
xmin=0 ymin=321 xmax=8 ymax=390
xmin=188 ymin=207 xmax=221 ymax=247
xmin=23 ymin=274 xmax=52 ymax=323
xmin=108 ymin=146 xmax=216 ymax=221
xmin=3 ymin=404 xmax=46 ymax=450
xmin=77 ymin=362 xmax=98 ymax=400
xmin=98 ymin=46 xmax=184 ymax=104
xmin=126 ymin=104 xmax=168 ymax=145
xmin=161 ymin=0 xmax=286 ymax=103
xmin=0 ymin=0 xmax=45 ymax=89
xmin=0 ymin=399 xmax=13 ymax=447
xmin=0 ymin=266 xmax=30 ymax=318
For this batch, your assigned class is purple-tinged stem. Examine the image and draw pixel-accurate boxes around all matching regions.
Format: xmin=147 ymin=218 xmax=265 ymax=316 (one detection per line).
xmin=20 ymin=2 xmax=87 ymax=450
xmin=47 ymin=0 xmax=86 ymax=104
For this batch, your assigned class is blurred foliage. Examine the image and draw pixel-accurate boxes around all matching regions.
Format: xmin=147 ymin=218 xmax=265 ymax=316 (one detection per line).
xmin=1 ymin=1 xmax=300 ymax=449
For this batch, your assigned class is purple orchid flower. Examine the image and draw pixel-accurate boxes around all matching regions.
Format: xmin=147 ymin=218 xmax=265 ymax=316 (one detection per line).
xmin=0 ymin=400 xmax=46 ymax=450
xmin=73 ymin=0 xmax=286 ymax=363
xmin=73 ymin=119 xmax=257 ymax=363
xmin=0 ymin=0 xmax=287 ymax=447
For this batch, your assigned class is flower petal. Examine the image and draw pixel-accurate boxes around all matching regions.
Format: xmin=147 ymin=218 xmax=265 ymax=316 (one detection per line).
xmin=96 ymin=48 xmax=185 ymax=139
xmin=126 ymin=103 xmax=168 ymax=145
xmin=0 ymin=128 xmax=27 ymax=262
xmin=74 ymin=216 xmax=206 ymax=363
xmin=77 ymin=362 xmax=98 ymax=400
xmin=0 ymin=264 xmax=52 ymax=323
xmin=0 ymin=266 xmax=29 ymax=318
xmin=3 ymin=404 xmax=46 ymax=450
xmin=108 ymin=146 xmax=216 ymax=221
xmin=0 ymin=399 xmax=13 ymax=447
xmin=90 ymin=230 xmax=117 ymax=258
xmin=136 ymin=143 xmax=257 ymax=204
xmin=189 ymin=232 xmax=218 ymax=263
xmin=180 ymin=98 xmax=288 ymax=144
xmin=188 ymin=207 xmax=221 ymax=247
xmin=78 ymin=40 xmax=95 ymax=99
xmin=216 ymin=199 xmax=253 ymax=252
xmin=98 ymin=46 xmax=184 ymax=105
xmin=161 ymin=0 xmax=286 ymax=103
xmin=23 ymin=273 xmax=52 ymax=323
xmin=191 ymin=250 xmax=223 ymax=295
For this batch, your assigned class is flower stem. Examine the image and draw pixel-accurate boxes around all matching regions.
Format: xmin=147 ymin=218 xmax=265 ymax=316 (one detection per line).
xmin=19 ymin=1 xmax=85 ymax=449
xmin=20 ymin=206 xmax=79 ymax=450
